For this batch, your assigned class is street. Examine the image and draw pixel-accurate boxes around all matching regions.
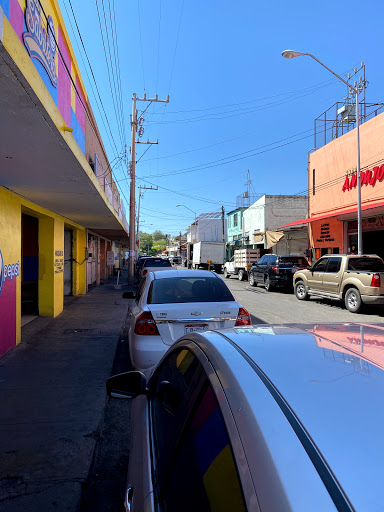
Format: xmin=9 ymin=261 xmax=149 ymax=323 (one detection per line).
xmin=223 ymin=274 xmax=384 ymax=324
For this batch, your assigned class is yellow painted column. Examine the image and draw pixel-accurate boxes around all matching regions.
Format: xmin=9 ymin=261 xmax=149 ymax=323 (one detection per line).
xmin=72 ymin=228 xmax=86 ymax=295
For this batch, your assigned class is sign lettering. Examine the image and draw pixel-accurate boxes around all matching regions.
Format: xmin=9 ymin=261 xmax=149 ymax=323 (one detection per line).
xmin=0 ymin=250 xmax=20 ymax=296
xmin=342 ymin=164 xmax=384 ymax=191
xmin=23 ymin=0 xmax=58 ymax=88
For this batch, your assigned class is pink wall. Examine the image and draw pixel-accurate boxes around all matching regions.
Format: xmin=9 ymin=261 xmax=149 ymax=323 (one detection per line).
xmin=9 ymin=0 xmax=23 ymax=44
xmin=0 ymin=278 xmax=17 ymax=357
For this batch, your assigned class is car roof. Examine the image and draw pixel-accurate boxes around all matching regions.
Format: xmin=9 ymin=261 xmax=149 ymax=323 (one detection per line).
xmin=151 ymin=269 xmax=220 ymax=279
xmin=186 ymin=323 xmax=384 ymax=511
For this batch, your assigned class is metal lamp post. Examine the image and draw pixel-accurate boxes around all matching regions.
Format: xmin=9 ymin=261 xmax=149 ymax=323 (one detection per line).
xmin=282 ymin=50 xmax=363 ymax=255
xmin=176 ymin=204 xmax=198 ymax=242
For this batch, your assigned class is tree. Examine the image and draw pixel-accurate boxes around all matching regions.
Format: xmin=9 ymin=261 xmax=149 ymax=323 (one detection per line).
xmin=139 ymin=231 xmax=153 ymax=252
xmin=152 ymin=230 xmax=165 ymax=241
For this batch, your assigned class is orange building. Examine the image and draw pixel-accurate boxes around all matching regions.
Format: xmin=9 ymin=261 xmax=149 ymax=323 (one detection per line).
xmin=281 ymin=106 xmax=384 ymax=261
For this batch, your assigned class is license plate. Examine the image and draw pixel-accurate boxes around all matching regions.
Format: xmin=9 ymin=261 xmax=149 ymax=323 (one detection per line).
xmin=184 ymin=324 xmax=208 ymax=334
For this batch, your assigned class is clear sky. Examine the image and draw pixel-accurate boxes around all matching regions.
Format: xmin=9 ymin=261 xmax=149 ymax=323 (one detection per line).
xmin=58 ymin=0 xmax=384 ymax=236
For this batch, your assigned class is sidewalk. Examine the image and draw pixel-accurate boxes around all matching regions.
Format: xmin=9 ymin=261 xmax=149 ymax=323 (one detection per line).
xmin=0 ymin=273 xmax=132 ymax=512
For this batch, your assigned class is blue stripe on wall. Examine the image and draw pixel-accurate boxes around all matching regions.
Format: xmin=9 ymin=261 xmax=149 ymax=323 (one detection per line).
xmin=0 ymin=0 xmax=9 ymax=18
xmin=71 ymin=108 xmax=85 ymax=155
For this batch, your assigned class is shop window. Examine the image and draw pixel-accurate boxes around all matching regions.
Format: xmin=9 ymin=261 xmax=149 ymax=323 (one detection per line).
xmin=332 ymin=247 xmax=340 ymax=254
xmin=313 ymin=169 xmax=315 ymax=195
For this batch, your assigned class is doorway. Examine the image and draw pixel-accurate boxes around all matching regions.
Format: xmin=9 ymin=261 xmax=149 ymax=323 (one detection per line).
xmin=64 ymin=229 xmax=73 ymax=296
xmin=21 ymin=214 xmax=39 ymax=317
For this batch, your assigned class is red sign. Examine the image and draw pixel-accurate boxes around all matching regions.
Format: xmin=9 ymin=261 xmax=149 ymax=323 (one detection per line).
xmin=342 ymin=164 xmax=384 ymax=191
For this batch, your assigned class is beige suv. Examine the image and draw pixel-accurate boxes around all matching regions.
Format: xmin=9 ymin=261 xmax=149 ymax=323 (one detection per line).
xmin=293 ymin=254 xmax=384 ymax=313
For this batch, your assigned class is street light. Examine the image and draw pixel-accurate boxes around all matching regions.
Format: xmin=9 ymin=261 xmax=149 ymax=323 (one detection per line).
xmin=282 ymin=49 xmax=363 ymax=255
xmin=176 ymin=204 xmax=198 ymax=244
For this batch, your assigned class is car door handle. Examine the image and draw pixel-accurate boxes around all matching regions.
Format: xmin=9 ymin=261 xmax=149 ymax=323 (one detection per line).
xmin=124 ymin=486 xmax=133 ymax=511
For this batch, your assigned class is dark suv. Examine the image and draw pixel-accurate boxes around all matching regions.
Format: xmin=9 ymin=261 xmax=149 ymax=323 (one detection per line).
xmin=248 ymin=254 xmax=308 ymax=291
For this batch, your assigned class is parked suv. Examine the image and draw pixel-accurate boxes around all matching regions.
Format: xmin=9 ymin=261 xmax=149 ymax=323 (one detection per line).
xmin=248 ymin=254 xmax=308 ymax=291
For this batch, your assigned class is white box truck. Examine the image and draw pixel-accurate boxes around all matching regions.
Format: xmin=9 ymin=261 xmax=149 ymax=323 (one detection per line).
xmin=192 ymin=242 xmax=226 ymax=272
xmin=223 ymin=248 xmax=260 ymax=280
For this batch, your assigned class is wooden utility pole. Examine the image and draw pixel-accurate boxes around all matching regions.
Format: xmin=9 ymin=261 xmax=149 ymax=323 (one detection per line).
xmin=128 ymin=93 xmax=169 ymax=285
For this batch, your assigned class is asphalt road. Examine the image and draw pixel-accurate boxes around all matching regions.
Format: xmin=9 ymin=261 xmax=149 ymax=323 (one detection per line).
xmin=224 ymin=274 xmax=384 ymax=324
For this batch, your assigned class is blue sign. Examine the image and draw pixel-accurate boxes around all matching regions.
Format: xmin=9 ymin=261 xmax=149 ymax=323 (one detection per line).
xmin=0 ymin=250 xmax=20 ymax=296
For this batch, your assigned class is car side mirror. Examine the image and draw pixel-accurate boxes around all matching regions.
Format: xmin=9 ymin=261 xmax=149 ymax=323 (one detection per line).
xmin=122 ymin=291 xmax=136 ymax=299
xmin=107 ymin=371 xmax=148 ymax=399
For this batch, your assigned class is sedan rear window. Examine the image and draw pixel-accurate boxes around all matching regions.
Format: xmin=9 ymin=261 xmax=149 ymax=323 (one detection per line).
xmin=148 ymin=277 xmax=235 ymax=304
xmin=143 ymin=258 xmax=172 ymax=268
xmin=348 ymin=258 xmax=384 ymax=271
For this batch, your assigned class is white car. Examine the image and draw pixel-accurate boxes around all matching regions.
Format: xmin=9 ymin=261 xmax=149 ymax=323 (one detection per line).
xmin=139 ymin=257 xmax=175 ymax=279
xmin=125 ymin=269 xmax=251 ymax=369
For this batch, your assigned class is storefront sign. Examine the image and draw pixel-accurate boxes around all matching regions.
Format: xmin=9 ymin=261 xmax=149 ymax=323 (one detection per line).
xmin=347 ymin=216 xmax=384 ymax=232
xmin=342 ymin=164 xmax=384 ymax=192
xmin=0 ymin=250 xmax=20 ymax=296
xmin=23 ymin=0 xmax=58 ymax=88
xmin=106 ymin=251 xmax=114 ymax=266
xmin=54 ymin=250 xmax=64 ymax=274
xmin=316 ymin=223 xmax=335 ymax=243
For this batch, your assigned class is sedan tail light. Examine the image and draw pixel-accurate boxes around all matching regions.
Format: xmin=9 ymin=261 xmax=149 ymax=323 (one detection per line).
xmin=134 ymin=311 xmax=159 ymax=335
xmin=235 ymin=307 xmax=251 ymax=326
xmin=272 ymin=266 xmax=279 ymax=274
xmin=371 ymin=273 xmax=381 ymax=287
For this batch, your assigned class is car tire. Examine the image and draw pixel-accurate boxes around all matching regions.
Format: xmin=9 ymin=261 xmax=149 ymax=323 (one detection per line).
xmin=248 ymin=273 xmax=256 ymax=287
xmin=264 ymin=275 xmax=273 ymax=291
xmin=224 ymin=268 xmax=231 ymax=279
xmin=294 ymin=281 xmax=309 ymax=300
xmin=238 ymin=269 xmax=245 ymax=281
xmin=345 ymin=287 xmax=363 ymax=313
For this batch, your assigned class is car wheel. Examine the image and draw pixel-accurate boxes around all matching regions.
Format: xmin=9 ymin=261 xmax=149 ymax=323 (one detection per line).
xmin=224 ymin=268 xmax=230 ymax=279
xmin=345 ymin=287 xmax=363 ymax=313
xmin=264 ymin=275 xmax=273 ymax=291
xmin=248 ymin=273 xmax=256 ymax=287
xmin=294 ymin=281 xmax=309 ymax=300
xmin=238 ymin=269 xmax=245 ymax=281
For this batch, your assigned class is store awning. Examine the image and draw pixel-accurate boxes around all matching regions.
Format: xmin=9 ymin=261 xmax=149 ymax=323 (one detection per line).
xmin=278 ymin=200 xmax=384 ymax=229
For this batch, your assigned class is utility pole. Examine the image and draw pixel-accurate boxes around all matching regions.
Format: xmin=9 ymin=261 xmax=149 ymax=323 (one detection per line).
xmin=128 ymin=93 xmax=169 ymax=285
xmin=221 ymin=205 xmax=225 ymax=242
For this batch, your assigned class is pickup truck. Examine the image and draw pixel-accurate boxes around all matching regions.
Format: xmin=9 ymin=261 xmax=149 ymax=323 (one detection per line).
xmin=293 ymin=254 xmax=384 ymax=313
xmin=223 ymin=249 xmax=260 ymax=281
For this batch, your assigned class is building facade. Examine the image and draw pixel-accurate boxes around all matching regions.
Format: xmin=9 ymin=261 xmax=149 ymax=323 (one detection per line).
xmin=186 ymin=213 xmax=227 ymax=244
xmin=243 ymin=195 xmax=308 ymax=251
xmin=281 ymin=110 xmax=384 ymax=262
xmin=0 ymin=0 xmax=128 ymax=356
xmin=226 ymin=207 xmax=246 ymax=257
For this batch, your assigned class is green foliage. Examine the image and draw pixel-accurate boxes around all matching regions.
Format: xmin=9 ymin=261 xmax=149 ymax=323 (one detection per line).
xmin=153 ymin=230 xmax=165 ymax=241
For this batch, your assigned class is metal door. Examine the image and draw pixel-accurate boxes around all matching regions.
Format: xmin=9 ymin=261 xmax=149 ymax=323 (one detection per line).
xmin=64 ymin=229 xmax=73 ymax=296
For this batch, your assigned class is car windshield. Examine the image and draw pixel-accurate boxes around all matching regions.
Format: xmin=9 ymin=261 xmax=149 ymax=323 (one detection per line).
xmin=148 ymin=277 xmax=235 ymax=304
xmin=144 ymin=258 xmax=171 ymax=268
xmin=278 ymin=257 xmax=308 ymax=266
xmin=348 ymin=258 xmax=384 ymax=271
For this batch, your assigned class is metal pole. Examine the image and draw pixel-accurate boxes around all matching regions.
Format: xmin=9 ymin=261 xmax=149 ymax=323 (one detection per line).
xmin=356 ymin=89 xmax=363 ymax=254
xmin=129 ymin=93 xmax=137 ymax=285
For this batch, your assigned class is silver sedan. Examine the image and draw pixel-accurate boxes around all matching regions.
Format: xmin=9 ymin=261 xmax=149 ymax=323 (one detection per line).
xmin=107 ymin=322 xmax=384 ymax=511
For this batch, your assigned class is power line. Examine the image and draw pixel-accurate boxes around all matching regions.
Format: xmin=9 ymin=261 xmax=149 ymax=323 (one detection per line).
xmin=66 ymin=0 xmax=120 ymax=156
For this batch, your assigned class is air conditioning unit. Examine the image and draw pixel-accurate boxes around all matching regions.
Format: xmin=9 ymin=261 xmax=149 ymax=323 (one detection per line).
xmin=337 ymin=104 xmax=355 ymax=124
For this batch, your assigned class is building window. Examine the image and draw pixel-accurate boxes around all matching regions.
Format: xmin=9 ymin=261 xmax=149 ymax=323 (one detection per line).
xmin=234 ymin=213 xmax=238 ymax=227
xmin=313 ymin=169 xmax=316 ymax=195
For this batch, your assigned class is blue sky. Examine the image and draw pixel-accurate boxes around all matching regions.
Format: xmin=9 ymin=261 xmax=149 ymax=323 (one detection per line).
xmin=58 ymin=0 xmax=384 ymax=236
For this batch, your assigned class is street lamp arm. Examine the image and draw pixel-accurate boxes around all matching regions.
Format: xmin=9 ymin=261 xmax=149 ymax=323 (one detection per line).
xmin=304 ymin=53 xmax=354 ymax=91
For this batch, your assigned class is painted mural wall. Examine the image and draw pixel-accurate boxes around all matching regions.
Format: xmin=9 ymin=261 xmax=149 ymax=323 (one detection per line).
xmin=0 ymin=0 xmax=86 ymax=154
xmin=0 ymin=187 xmax=86 ymax=357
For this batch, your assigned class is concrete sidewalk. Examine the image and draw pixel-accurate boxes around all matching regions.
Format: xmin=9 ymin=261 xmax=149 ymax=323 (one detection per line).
xmin=0 ymin=275 xmax=131 ymax=512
